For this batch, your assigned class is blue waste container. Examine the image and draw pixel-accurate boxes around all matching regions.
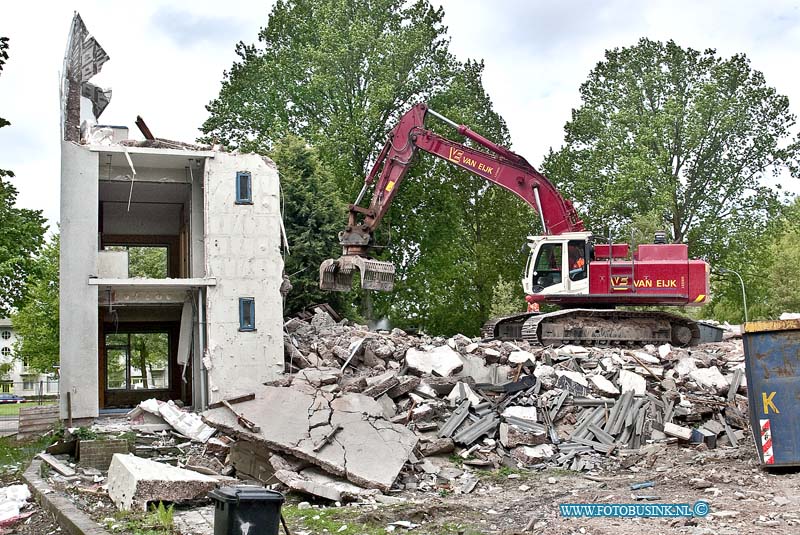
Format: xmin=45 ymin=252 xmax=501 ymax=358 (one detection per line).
xmin=743 ymin=319 xmax=800 ymax=467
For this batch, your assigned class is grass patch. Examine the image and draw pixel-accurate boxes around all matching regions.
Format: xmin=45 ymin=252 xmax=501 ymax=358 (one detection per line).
xmin=282 ymin=503 xmax=473 ymax=535
xmin=476 ymin=465 xmax=530 ymax=482
xmin=283 ymin=505 xmax=386 ymax=535
xmin=106 ymin=505 xmax=176 ymax=535
xmin=0 ymin=401 xmax=56 ymax=417
xmin=0 ymin=434 xmax=56 ymax=471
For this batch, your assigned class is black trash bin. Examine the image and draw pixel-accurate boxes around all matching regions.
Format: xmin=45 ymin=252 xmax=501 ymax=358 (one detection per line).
xmin=209 ymin=486 xmax=285 ymax=535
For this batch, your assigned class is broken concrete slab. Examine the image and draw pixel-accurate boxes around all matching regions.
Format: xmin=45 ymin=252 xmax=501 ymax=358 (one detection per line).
xmin=405 ymin=345 xmax=463 ymax=376
xmin=136 ymin=399 xmax=215 ymax=443
xmin=107 ymin=454 xmax=218 ymax=511
xmin=630 ymin=351 xmax=660 ymax=365
xmin=508 ymin=350 xmax=535 ymax=365
xmin=588 ymin=374 xmax=620 ymax=395
xmin=618 ymin=369 xmax=646 ymax=396
xmin=274 ymin=467 xmax=369 ymax=502
xmin=499 ymin=422 xmax=547 ymax=448
xmin=512 ymin=444 xmax=555 ymax=464
xmin=292 ymin=367 xmax=341 ymax=388
xmin=418 ymin=438 xmax=455 ymax=457
xmin=689 ymin=366 xmax=728 ymax=393
xmin=203 ymin=387 xmax=417 ymax=491
xmin=446 ymin=382 xmax=482 ymax=406
xmin=556 ymin=370 xmax=588 ymax=387
xmin=675 ymin=357 xmax=699 ymax=377
xmin=501 ymin=405 xmax=537 ymax=423
xmin=663 ymin=422 xmax=693 ymax=441
xmin=458 ymin=353 xmax=512 ymax=385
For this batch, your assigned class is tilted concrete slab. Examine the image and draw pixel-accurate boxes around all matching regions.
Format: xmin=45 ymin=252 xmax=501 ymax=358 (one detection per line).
xmin=202 ymin=387 xmax=417 ymax=491
xmin=274 ymin=467 xmax=369 ymax=502
xmin=107 ymin=454 xmax=218 ymax=511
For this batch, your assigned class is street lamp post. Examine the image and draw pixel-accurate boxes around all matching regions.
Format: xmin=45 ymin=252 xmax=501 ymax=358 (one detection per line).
xmin=718 ymin=268 xmax=749 ymax=323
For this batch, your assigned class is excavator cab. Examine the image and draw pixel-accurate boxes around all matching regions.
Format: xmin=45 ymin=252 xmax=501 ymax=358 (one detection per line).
xmin=523 ymin=232 xmax=592 ymax=296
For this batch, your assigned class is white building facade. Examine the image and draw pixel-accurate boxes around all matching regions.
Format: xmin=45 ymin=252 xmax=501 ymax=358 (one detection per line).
xmin=0 ymin=318 xmax=59 ymax=397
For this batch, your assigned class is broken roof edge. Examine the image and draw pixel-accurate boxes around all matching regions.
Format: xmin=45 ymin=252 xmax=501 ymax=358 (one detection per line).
xmin=88 ymin=277 xmax=217 ymax=289
xmin=88 ymin=144 xmax=217 ymax=159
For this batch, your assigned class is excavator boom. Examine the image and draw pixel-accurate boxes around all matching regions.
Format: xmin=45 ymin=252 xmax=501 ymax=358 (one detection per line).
xmin=320 ymin=103 xmax=584 ymax=291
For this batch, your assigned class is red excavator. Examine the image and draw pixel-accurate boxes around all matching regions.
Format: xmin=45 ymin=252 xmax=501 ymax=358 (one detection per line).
xmin=320 ymin=103 xmax=709 ymax=346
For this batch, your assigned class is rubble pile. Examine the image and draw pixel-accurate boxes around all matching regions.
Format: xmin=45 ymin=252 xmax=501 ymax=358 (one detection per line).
xmin=200 ymin=308 xmax=750 ymax=500
xmin=39 ymin=307 xmax=750 ymax=516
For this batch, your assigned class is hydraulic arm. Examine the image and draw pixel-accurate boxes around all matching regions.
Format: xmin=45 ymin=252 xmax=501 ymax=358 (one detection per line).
xmin=320 ymin=103 xmax=584 ymax=291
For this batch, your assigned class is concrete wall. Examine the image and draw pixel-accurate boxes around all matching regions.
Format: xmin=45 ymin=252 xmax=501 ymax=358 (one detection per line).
xmin=102 ymin=202 xmax=182 ymax=235
xmin=60 ymin=141 xmax=99 ymax=419
xmin=203 ymin=153 xmax=284 ymax=404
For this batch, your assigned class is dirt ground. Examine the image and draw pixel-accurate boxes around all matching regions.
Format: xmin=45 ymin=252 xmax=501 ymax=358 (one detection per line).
xmin=34 ymin=431 xmax=800 ymax=535
xmin=0 ymin=473 xmax=61 ymax=535
xmin=275 ymin=431 xmax=797 ymax=535
xmin=373 ymin=432 xmax=799 ymax=535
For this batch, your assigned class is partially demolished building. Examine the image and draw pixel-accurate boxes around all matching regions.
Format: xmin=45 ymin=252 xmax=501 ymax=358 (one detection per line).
xmin=58 ymin=15 xmax=284 ymax=421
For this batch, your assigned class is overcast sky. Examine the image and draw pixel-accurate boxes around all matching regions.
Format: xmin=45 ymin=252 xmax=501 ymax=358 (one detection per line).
xmin=1 ymin=1 xmax=799 ymax=230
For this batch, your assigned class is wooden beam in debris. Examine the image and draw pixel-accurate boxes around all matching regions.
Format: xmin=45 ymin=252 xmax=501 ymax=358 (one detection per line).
xmin=135 ymin=115 xmax=155 ymax=140
xmin=37 ymin=453 xmax=76 ymax=477
xmin=208 ymin=393 xmax=256 ymax=409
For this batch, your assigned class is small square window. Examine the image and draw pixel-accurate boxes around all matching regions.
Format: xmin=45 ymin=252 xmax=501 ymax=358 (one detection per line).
xmin=239 ymin=298 xmax=256 ymax=331
xmin=236 ymin=171 xmax=253 ymax=204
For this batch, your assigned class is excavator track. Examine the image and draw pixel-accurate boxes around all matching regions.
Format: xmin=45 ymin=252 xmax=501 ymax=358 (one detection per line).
xmin=481 ymin=312 xmax=539 ymax=340
xmin=483 ymin=309 xmax=701 ymax=347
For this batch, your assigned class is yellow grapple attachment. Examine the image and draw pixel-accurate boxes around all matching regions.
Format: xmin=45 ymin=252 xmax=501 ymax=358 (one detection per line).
xmin=319 ymin=256 xmax=395 ymax=292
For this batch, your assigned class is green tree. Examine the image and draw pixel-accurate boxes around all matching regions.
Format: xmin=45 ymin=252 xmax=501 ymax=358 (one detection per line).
xmin=270 ymin=135 xmax=348 ymax=315
xmin=202 ymin=2 xmax=535 ymax=335
xmin=11 ymin=235 xmax=59 ymax=373
xmin=201 ymin=0 xmax=452 ymax=197
xmin=705 ymin=197 xmax=800 ymax=322
xmin=0 ymin=37 xmax=48 ymax=315
xmin=106 ymin=246 xmax=168 ymax=278
xmin=542 ymin=38 xmax=798 ymax=266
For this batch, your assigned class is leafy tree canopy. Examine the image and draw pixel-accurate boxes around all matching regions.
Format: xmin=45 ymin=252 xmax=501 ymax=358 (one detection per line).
xmin=542 ymin=38 xmax=799 ymax=266
xmin=0 ymin=36 xmax=48 ymax=315
xmin=11 ymin=235 xmax=59 ymax=373
xmin=270 ymin=135 xmax=349 ymax=316
xmin=202 ymin=1 xmax=538 ymax=334
xmin=201 ymin=0 xmax=452 ymax=197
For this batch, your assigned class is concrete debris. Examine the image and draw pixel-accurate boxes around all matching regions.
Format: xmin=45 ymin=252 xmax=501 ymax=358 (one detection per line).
xmin=203 ymin=387 xmax=417 ymax=491
xmin=588 ymin=374 xmax=620 ymax=395
xmin=405 ymin=345 xmax=464 ymax=376
xmin=618 ymin=369 xmax=646 ymax=395
xmin=499 ymin=422 xmax=546 ymax=448
xmin=107 ymin=454 xmax=218 ymax=511
xmin=0 ymin=485 xmax=31 ymax=523
xmin=275 ymin=467 xmax=370 ymax=502
xmin=188 ymin=314 xmax=751 ymax=500
xmin=509 ymin=350 xmax=535 ymax=364
xmin=446 ymin=382 xmax=482 ymax=406
xmin=134 ymin=399 xmax=216 ymax=443
xmin=689 ymin=366 xmax=729 ymax=393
